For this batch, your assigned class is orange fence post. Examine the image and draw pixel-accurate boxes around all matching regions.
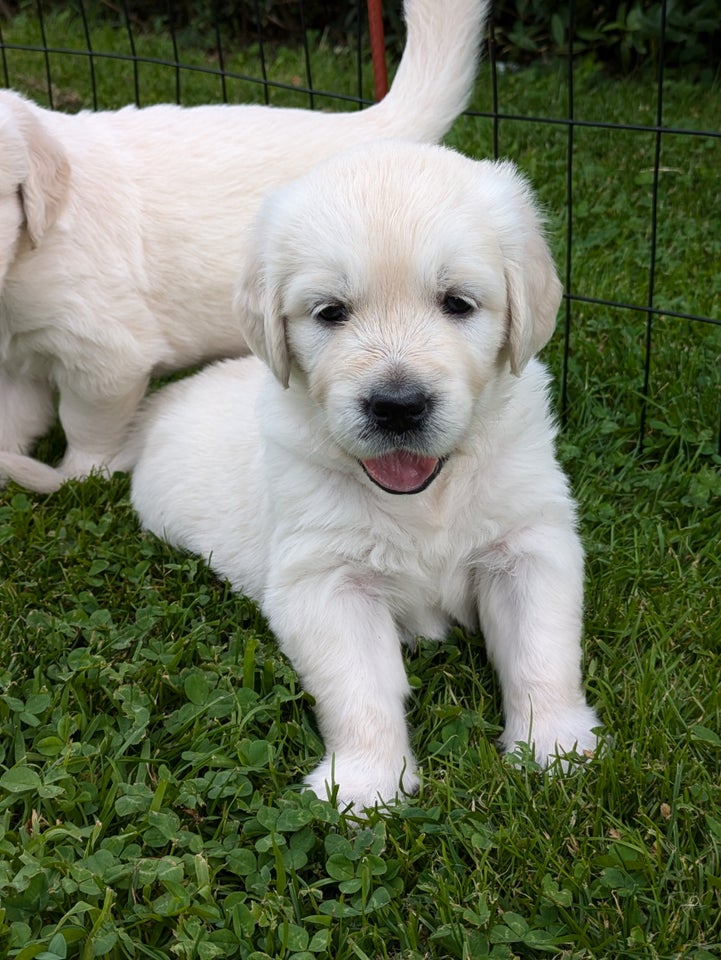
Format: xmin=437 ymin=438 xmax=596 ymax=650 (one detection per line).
xmin=366 ymin=0 xmax=388 ymax=100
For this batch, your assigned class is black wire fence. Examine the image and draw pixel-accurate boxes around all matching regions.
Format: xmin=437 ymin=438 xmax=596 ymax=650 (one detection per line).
xmin=0 ymin=1 xmax=719 ymax=455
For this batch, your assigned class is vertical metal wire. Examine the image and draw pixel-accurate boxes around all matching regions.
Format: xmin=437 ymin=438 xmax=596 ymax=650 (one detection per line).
xmin=0 ymin=22 xmax=11 ymax=87
xmin=77 ymin=0 xmax=98 ymax=110
xmin=253 ymin=0 xmax=270 ymax=105
xmin=166 ymin=0 xmax=182 ymax=104
xmin=35 ymin=0 xmax=53 ymax=107
xmin=356 ymin=0 xmax=364 ymax=107
xmin=211 ymin=0 xmax=228 ymax=103
xmin=560 ymin=0 xmax=576 ymax=424
xmin=638 ymin=0 xmax=668 ymax=453
xmin=120 ymin=0 xmax=140 ymax=106
xmin=298 ymin=0 xmax=315 ymax=109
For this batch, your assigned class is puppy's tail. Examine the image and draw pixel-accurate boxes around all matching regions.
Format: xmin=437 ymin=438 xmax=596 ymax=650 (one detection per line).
xmin=364 ymin=0 xmax=490 ymax=142
xmin=0 ymin=452 xmax=67 ymax=494
xmin=0 ymin=447 xmax=135 ymax=493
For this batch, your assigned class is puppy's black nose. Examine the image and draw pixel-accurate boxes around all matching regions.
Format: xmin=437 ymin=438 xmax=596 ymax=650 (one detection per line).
xmin=366 ymin=386 xmax=431 ymax=434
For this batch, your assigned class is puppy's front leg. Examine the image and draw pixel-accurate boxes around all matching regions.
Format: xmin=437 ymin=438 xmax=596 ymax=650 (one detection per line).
xmin=477 ymin=523 xmax=601 ymax=766
xmin=264 ymin=568 xmax=418 ymax=811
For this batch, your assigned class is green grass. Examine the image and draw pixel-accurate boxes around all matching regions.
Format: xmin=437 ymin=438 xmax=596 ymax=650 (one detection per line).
xmin=1 ymin=11 xmax=720 ymax=960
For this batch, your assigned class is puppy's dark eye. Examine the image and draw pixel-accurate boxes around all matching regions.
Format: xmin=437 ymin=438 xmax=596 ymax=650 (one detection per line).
xmin=315 ymin=302 xmax=348 ymax=325
xmin=441 ymin=293 xmax=476 ymax=317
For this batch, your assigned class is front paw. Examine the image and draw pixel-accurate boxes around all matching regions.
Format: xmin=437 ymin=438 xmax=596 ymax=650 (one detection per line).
xmin=304 ymin=753 xmax=419 ymax=811
xmin=502 ymin=702 xmax=602 ymax=768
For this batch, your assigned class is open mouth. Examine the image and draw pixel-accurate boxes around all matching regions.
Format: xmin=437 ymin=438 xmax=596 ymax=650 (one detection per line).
xmin=360 ymin=450 xmax=446 ymax=495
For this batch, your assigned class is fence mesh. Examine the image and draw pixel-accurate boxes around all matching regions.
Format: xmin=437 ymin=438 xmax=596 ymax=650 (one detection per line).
xmin=1 ymin=0 xmax=719 ymax=454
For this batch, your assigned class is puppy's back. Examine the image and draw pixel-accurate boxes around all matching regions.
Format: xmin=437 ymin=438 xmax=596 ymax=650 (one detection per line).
xmin=127 ymin=358 xmax=271 ymax=597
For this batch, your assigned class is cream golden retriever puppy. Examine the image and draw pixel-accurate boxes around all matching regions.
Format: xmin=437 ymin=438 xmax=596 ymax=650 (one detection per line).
xmin=0 ymin=0 xmax=488 ymax=494
xmin=126 ymin=141 xmax=601 ymax=811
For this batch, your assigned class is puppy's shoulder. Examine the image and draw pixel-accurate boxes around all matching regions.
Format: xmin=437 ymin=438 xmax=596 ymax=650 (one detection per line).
xmin=497 ymin=358 xmax=559 ymax=444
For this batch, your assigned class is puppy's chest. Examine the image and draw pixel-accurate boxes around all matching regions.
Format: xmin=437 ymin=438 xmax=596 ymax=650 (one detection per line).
xmin=358 ymin=523 xmax=481 ymax=639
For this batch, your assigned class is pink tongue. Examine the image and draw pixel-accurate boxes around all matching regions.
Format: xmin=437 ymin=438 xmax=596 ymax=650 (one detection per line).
xmin=361 ymin=450 xmax=440 ymax=494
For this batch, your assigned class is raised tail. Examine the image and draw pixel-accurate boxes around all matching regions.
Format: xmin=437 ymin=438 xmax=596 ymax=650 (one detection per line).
xmin=361 ymin=0 xmax=490 ymax=142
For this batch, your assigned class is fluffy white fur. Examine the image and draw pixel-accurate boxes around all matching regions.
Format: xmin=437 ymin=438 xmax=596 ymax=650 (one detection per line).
xmin=0 ymin=0 xmax=489 ymax=494
xmin=127 ymin=141 xmax=601 ymax=811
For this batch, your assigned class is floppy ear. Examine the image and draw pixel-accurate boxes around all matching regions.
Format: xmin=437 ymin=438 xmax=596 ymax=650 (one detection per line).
xmin=0 ymin=92 xmax=70 ymax=246
xmin=501 ymin=166 xmax=563 ymax=375
xmin=0 ymin=104 xmax=29 ymax=196
xmin=234 ymin=232 xmax=291 ymax=388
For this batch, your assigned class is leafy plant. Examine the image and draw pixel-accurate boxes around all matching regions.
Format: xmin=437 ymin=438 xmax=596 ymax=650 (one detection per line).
xmin=490 ymin=0 xmax=721 ymax=75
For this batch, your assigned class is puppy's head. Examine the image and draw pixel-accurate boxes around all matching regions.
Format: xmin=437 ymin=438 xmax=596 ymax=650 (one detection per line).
xmin=235 ymin=142 xmax=562 ymax=494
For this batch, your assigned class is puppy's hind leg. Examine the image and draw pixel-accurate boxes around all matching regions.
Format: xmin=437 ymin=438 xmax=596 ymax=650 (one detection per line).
xmin=0 ymin=372 xmax=55 ymax=455
xmin=56 ymin=374 xmax=150 ymax=482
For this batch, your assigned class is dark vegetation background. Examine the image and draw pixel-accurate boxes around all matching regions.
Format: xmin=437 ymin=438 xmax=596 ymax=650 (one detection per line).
xmin=4 ymin=0 xmax=721 ymax=77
